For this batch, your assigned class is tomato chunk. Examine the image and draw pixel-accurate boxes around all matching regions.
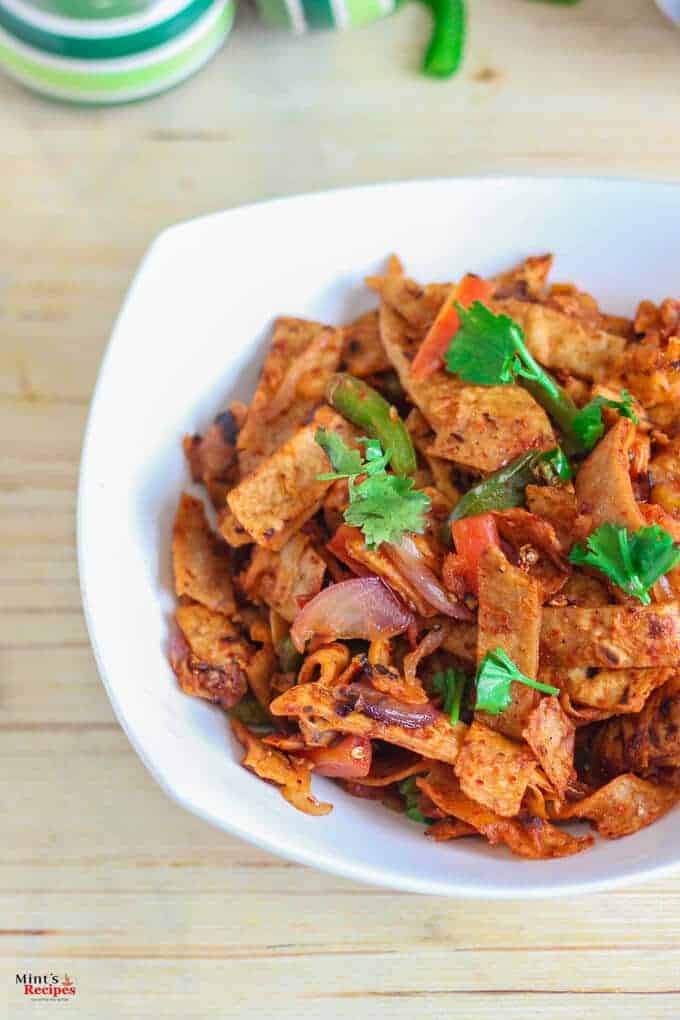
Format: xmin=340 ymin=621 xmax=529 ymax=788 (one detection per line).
xmin=411 ymin=274 xmax=493 ymax=380
xmin=306 ymin=735 xmax=372 ymax=779
xmin=450 ymin=513 xmax=501 ymax=594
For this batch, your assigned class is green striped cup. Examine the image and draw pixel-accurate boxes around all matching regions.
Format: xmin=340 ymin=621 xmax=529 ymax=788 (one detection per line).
xmin=255 ymin=0 xmax=401 ymax=31
xmin=0 ymin=0 xmax=234 ymax=102
xmin=0 ymin=0 xmax=217 ymax=57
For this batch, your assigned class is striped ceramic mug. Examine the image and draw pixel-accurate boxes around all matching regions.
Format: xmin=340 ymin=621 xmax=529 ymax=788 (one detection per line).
xmin=255 ymin=0 xmax=401 ymax=31
xmin=0 ymin=0 xmax=234 ymax=102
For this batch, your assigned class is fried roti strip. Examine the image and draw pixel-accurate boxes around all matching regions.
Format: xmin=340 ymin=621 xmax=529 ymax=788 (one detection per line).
xmin=379 ymin=299 xmax=554 ymax=474
xmin=543 ymin=666 xmax=671 ymax=725
xmin=172 ymin=604 xmax=253 ymax=708
xmin=522 ymin=696 xmax=576 ymax=799
xmin=270 ymin=683 xmax=467 ymax=765
xmin=525 ymin=484 xmax=578 ymax=550
xmin=493 ymin=507 xmax=570 ymax=598
xmin=418 ymin=762 xmax=592 ymax=859
xmin=590 ymin=672 xmax=680 ymax=775
xmin=217 ymin=507 xmax=253 ymax=547
xmin=183 ymin=410 xmax=239 ymax=509
xmin=366 ymin=260 xmax=447 ymax=329
xmin=341 ymin=310 xmax=390 ymax=377
xmin=359 ymin=750 xmax=431 ymax=787
xmin=492 ymin=254 xmax=553 ymax=301
xmin=575 ymin=418 xmax=645 ymax=536
xmin=172 ymin=493 xmax=236 ymax=615
xmin=426 ymin=818 xmax=478 ymax=841
xmin=476 ymin=544 xmax=542 ymax=739
xmin=231 ymin=718 xmax=332 ymax=816
xmin=228 ymin=406 xmax=352 ymax=550
xmin=454 ymin=721 xmax=542 ymax=817
xmin=237 ymin=317 xmax=342 ymax=476
xmin=240 ymin=534 xmax=326 ymax=623
xmin=406 ymin=408 xmax=461 ymax=507
xmin=493 ymin=299 xmax=627 ymax=382
xmin=557 ymin=773 xmax=680 ymax=838
xmin=441 ymin=621 xmax=478 ymax=666
xmin=540 ymin=602 xmax=680 ymax=669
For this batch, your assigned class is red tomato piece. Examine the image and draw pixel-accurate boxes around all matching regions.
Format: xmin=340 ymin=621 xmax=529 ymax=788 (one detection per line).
xmin=450 ymin=513 xmax=501 ymax=595
xmin=410 ymin=274 xmax=493 ymax=381
xmin=306 ymin=735 xmax=373 ymax=779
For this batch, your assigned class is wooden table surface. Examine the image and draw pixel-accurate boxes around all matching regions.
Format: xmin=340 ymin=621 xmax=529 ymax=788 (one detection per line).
xmin=3 ymin=0 xmax=680 ymax=1015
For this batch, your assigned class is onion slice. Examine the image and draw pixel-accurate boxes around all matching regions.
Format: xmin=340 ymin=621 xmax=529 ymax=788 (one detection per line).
xmin=384 ymin=535 xmax=472 ymax=620
xmin=291 ymin=577 xmax=415 ymax=652
xmin=341 ymin=683 xmax=438 ymax=730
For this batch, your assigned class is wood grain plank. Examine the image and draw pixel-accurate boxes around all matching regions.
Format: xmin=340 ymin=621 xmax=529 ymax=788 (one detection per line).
xmin=4 ymin=968 xmax=680 ymax=1020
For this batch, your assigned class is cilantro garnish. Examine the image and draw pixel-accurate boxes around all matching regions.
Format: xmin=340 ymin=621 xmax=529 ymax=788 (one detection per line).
xmin=344 ymin=474 xmax=431 ymax=549
xmin=569 ymin=522 xmax=680 ymax=605
xmin=475 ymin=648 xmax=559 ymax=715
xmin=444 ymin=301 xmax=637 ymax=452
xmin=445 ymin=301 xmax=556 ymax=390
xmin=432 ymin=667 xmax=467 ymax=724
xmin=316 ymin=430 xmax=389 ymax=480
xmin=315 ymin=429 xmax=431 ymax=550
xmin=399 ymin=776 xmax=430 ymax=825
xmin=571 ymin=391 xmax=638 ymax=449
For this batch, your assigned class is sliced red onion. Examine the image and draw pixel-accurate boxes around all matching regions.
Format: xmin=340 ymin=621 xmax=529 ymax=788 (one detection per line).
xmin=384 ymin=535 xmax=472 ymax=620
xmin=290 ymin=576 xmax=415 ymax=652
xmin=342 ymin=683 xmax=438 ymax=730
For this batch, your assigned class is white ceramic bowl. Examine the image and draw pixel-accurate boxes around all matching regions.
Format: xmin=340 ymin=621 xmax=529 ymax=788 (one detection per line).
xmin=79 ymin=177 xmax=680 ymax=898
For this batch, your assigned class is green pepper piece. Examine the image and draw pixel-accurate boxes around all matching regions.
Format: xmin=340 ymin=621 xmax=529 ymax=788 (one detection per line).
xmin=422 ymin=0 xmax=466 ymax=79
xmin=449 ymin=450 xmax=540 ymax=523
xmin=327 ymin=373 xmax=417 ymax=477
xmin=533 ymin=446 xmax=572 ymax=484
xmin=229 ymin=695 xmax=273 ymax=730
xmin=521 ymin=376 xmax=584 ymax=454
xmin=444 ymin=445 xmax=571 ymax=536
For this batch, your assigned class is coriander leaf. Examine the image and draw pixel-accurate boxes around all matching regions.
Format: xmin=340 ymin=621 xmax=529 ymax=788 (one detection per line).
xmin=316 ymin=430 xmax=431 ymax=549
xmin=315 ymin=428 xmax=364 ymax=480
xmin=359 ymin=437 xmax=391 ymax=476
xmin=344 ymin=474 xmax=431 ymax=550
xmin=632 ymin=525 xmax=680 ymax=589
xmin=570 ymin=522 xmax=680 ymax=605
xmin=443 ymin=301 xmax=604 ymax=454
xmin=475 ymin=648 xmax=559 ymax=715
xmin=569 ymin=523 xmax=635 ymax=595
xmin=446 ymin=301 xmax=562 ymax=398
xmin=432 ymin=667 xmax=467 ymax=724
xmin=444 ymin=301 xmax=521 ymax=384
xmin=571 ymin=390 xmax=638 ymax=450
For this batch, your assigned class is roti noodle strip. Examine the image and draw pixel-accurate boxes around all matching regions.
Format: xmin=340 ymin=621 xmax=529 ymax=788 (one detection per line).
xmin=270 ymin=683 xmax=467 ymax=765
